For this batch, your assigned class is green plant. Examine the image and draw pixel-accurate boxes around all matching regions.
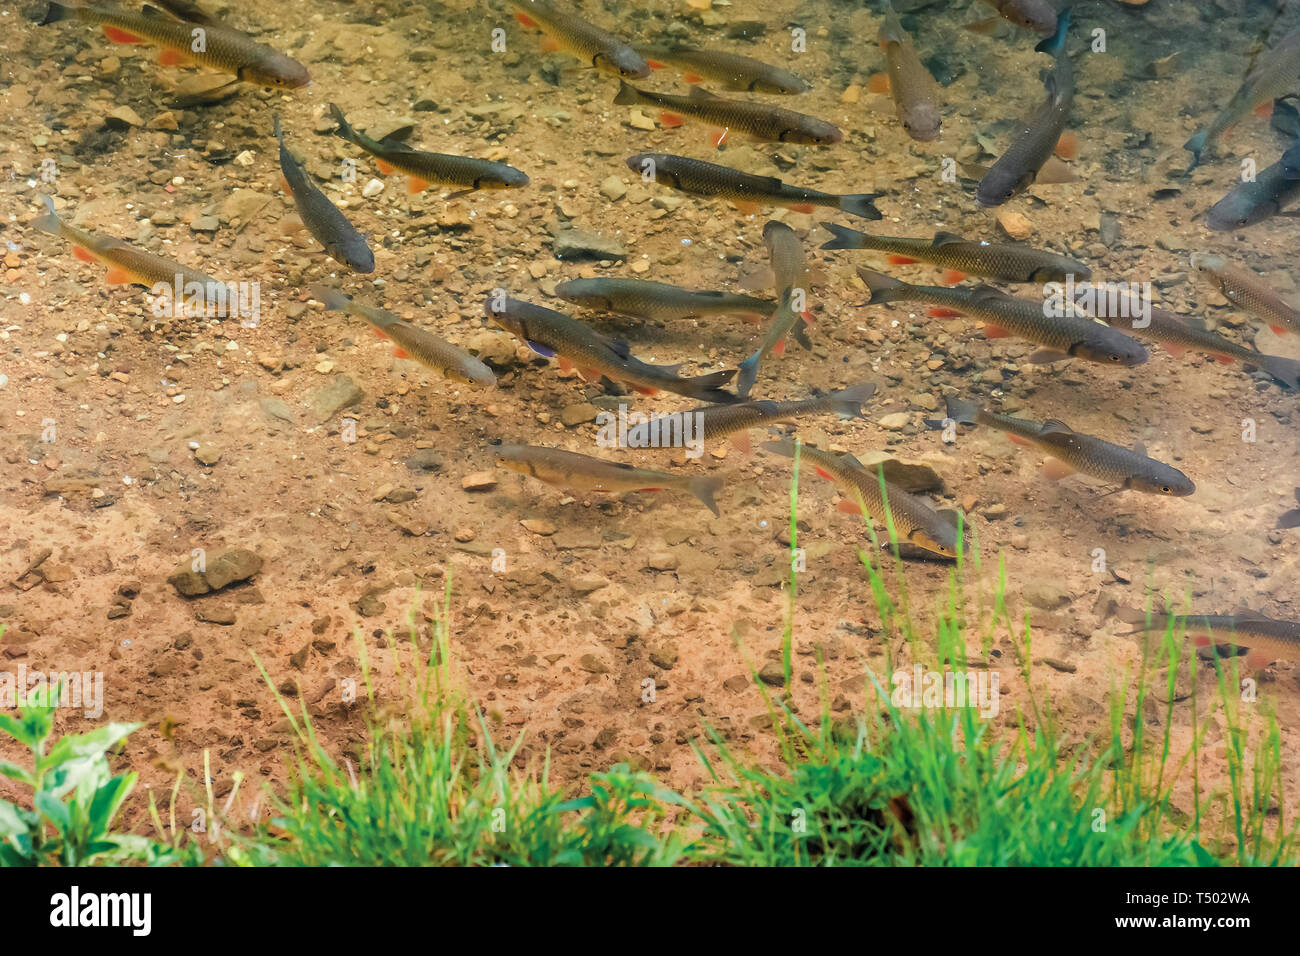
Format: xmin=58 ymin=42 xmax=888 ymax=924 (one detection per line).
xmin=0 ymin=690 xmax=181 ymax=866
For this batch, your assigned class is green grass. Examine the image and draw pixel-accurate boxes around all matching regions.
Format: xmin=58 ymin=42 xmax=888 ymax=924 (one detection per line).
xmin=4 ymin=466 xmax=1297 ymax=866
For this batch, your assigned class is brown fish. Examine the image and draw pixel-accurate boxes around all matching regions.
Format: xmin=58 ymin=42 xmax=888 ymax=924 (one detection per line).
xmin=613 ymin=81 xmax=843 ymax=147
xmin=873 ymin=7 xmax=941 ymax=142
xmin=1191 ymin=252 xmax=1300 ymax=336
xmin=507 ymin=0 xmax=648 ymax=78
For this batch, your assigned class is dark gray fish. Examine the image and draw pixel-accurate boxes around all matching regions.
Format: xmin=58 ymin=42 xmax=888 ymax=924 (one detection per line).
xmin=275 ymin=116 xmax=374 ymax=273
xmin=1204 ymin=139 xmax=1300 ymax=230
xmin=976 ymin=9 xmax=1073 ymax=208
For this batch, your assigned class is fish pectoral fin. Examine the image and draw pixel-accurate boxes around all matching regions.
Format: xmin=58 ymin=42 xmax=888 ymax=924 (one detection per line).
xmin=1131 ymin=442 xmax=1147 ymax=457
xmin=728 ymin=431 xmax=752 ymax=454
xmin=72 ymin=245 xmax=97 ymax=263
xmin=1026 ymin=349 xmax=1072 ymax=364
xmin=659 ymin=112 xmax=685 ymax=127
xmin=1041 ymin=458 xmax=1077 ymax=481
xmin=374 ymin=159 xmax=397 ymax=175
xmin=103 ymin=25 xmax=146 ymax=43
xmin=104 ymin=267 xmax=133 ymax=284
xmin=983 ymin=324 xmax=1013 ymax=338
xmin=526 ymin=341 xmax=556 ymax=358
xmin=407 ymin=176 xmax=432 ymax=194
xmin=1007 ymin=434 xmax=1033 ymax=447
xmin=1037 ymin=156 xmax=1081 ymax=184
xmin=1039 ymin=419 xmax=1074 ymax=436
xmin=444 ymin=187 xmax=475 ymax=200
xmin=835 ymin=497 xmax=862 ymax=514
xmin=557 ymin=356 xmax=574 ymax=373
xmin=578 ymin=366 xmax=603 ymax=382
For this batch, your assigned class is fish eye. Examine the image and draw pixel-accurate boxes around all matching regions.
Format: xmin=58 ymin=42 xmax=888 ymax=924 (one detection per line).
xmin=1162 ymin=486 xmax=1171 ymax=494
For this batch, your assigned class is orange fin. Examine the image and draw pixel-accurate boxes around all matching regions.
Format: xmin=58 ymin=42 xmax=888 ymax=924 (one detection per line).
xmin=929 ymin=307 xmax=962 ymax=318
xmin=1214 ymin=354 xmax=1236 ymax=365
xmin=1041 ymin=458 xmax=1076 ymax=481
xmin=514 ymin=12 xmax=539 ymax=28
xmin=711 ymin=127 xmax=729 ymax=148
xmin=408 ymin=176 xmax=431 ymax=194
xmin=836 ymin=498 xmax=863 ymax=514
xmin=278 ymin=175 xmax=293 ymax=195
xmin=1007 ymin=434 xmax=1032 ymax=447
xmin=801 ymin=310 xmax=814 ymax=324
xmin=647 ymin=59 xmax=665 ymax=70
xmin=733 ymin=200 xmax=761 ymax=215
xmin=815 ymin=467 xmax=834 ymax=481
xmin=788 ymin=203 xmax=815 ymax=214
xmin=867 ymin=73 xmax=891 ymax=94
xmin=372 ymin=327 xmax=389 ymax=339
xmin=540 ymin=36 xmax=561 ymax=53
xmin=104 ymin=267 xmax=132 ymax=284
xmin=1161 ymin=342 xmax=1188 ymax=358
xmin=1245 ymin=649 xmax=1274 ymax=669
xmin=983 ymin=324 xmax=1012 ymax=338
xmin=557 ymin=356 xmax=574 ymax=373
xmin=638 ymin=487 xmax=665 ymax=493
xmin=659 ymin=112 xmax=685 ymax=128
xmin=72 ymin=245 xmax=96 ymax=263
xmin=888 ymin=254 xmax=917 ymax=265
xmin=158 ymin=48 xmax=188 ymax=66
xmin=941 ymin=269 xmax=966 ymax=285
xmin=1255 ymin=101 xmax=1274 ymax=119
xmin=578 ymin=366 xmax=602 ymax=381
xmin=683 ymin=72 xmax=703 ymax=83
xmin=728 ymin=431 xmax=751 ymax=454
xmin=1271 ymin=324 xmax=1288 ymax=335
xmin=1054 ymin=130 xmax=1079 ymax=160
xmin=393 ymin=347 xmax=409 ymax=359
xmin=633 ymin=385 xmax=659 ymax=395
xmin=375 ymin=159 xmax=396 ymax=175
xmin=773 ymin=339 xmax=787 ymax=357
xmin=103 ymin=25 xmax=144 ymax=43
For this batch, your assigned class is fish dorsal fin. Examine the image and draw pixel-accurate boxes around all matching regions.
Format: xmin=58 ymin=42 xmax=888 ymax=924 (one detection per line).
xmin=969 ymin=285 xmax=1010 ymax=303
xmin=1178 ymin=315 xmax=1210 ymax=332
xmin=141 ymin=4 xmax=168 ymax=16
xmin=688 ymin=86 xmax=721 ymax=102
xmin=750 ymin=400 xmax=782 ymax=416
xmin=931 ymin=231 xmax=967 ymax=246
xmin=840 ymin=452 xmax=866 ymax=470
xmin=936 ymin=508 xmax=962 ymax=529
xmin=1132 ymin=442 xmax=1147 ymax=457
xmin=1039 ymin=419 xmax=1073 ymax=436
xmin=607 ymin=339 xmax=632 ymax=360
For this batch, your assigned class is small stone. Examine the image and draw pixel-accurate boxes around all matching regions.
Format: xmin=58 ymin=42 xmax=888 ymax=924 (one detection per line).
xmin=560 ymin=403 xmax=600 ymax=427
xmin=1024 ymin=580 xmax=1071 ymax=610
xmin=105 ymin=105 xmax=144 ymax=129
xmin=308 ymin=375 xmax=364 ymax=422
xmin=879 ymin=412 xmax=911 ymax=430
xmin=462 ymin=471 xmax=497 ymax=491
xmin=646 ymin=552 xmax=679 ymax=571
xmin=190 ymin=215 xmax=220 ymax=233
xmin=405 ymin=449 xmax=443 ymax=473
xmin=996 ymin=210 xmax=1033 ymax=240
xmin=578 ymin=653 xmax=609 ymax=674
xmin=521 ymin=518 xmax=557 ymax=536
xmin=362 ymin=178 xmax=385 ymax=197
xmin=196 ymin=605 xmax=237 ymax=626
xmin=454 ymin=527 xmax=477 ymax=542
xmin=599 ymin=175 xmax=628 ymax=201
xmin=194 ymin=444 xmax=221 ymax=466
xmin=757 ymin=661 xmax=786 ymax=687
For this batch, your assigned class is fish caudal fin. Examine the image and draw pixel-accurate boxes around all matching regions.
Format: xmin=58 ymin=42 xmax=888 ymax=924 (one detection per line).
xmin=328 ymin=103 xmax=359 ymax=144
xmin=32 ymin=193 xmax=61 ymax=235
xmin=839 ymin=194 xmax=882 ymax=221
xmin=688 ymin=475 xmax=724 ymax=516
xmin=944 ymin=396 xmax=980 ymax=426
xmin=828 ymin=381 xmax=876 ymax=418
xmin=310 ymin=284 xmax=352 ymax=313
xmin=736 ymin=350 xmax=761 ymax=397
xmin=1034 ymin=6 xmax=1071 ymax=57
xmin=1184 ymin=130 xmax=1208 ymax=169
xmin=685 ymin=368 xmax=740 ymax=404
xmin=856 ymin=266 xmax=905 ymax=304
xmin=38 ymin=1 xmax=73 ymax=25
xmin=1254 ymin=353 xmax=1300 ymax=390
xmin=613 ymin=81 xmax=639 ymax=106
xmin=820 ymin=221 xmax=865 ymax=250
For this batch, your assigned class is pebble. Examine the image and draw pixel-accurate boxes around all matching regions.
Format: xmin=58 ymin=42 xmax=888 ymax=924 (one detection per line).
xmin=521 ymin=518 xmax=557 ymax=536
xmin=462 ymin=471 xmax=497 ymax=491
xmin=879 ymin=412 xmax=910 ymax=430
xmin=996 ymin=210 xmax=1033 ymax=240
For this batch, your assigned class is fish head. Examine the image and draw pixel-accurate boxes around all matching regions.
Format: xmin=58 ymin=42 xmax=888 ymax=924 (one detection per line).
xmin=1204 ymin=197 xmax=1269 ymax=231
xmin=596 ymin=48 xmax=652 ymax=80
xmin=1128 ymin=467 xmax=1196 ymax=498
xmin=244 ymin=52 xmax=312 ymax=90
xmin=785 ymin=120 xmax=843 ymax=145
xmin=488 ymin=166 xmax=531 ymax=189
xmin=455 ymin=361 xmax=498 ymax=388
xmin=553 ymin=281 xmax=610 ymax=311
xmin=329 ymin=238 xmax=374 ymax=274
xmin=484 ymin=297 xmax=525 ymax=337
xmin=975 ymin=168 xmax=1033 ymax=208
xmin=901 ymin=104 xmax=942 ymax=143
xmin=1072 ymin=331 xmax=1149 ymax=367
xmin=909 ymin=522 xmax=964 ymax=559
xmin=1189 ymin=252 xmax=1226 ymax=276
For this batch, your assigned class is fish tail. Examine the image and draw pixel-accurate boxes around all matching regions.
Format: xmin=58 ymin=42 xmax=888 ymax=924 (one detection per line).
xmin=328 ymin=103 xmax=359 ymax=144
xmin=32 ymin=193 xmax=61 ymax=235
xmin=613 ymin=80 xmax=640 ymax=106
xmin=856 ymin=266 xmax=906 ymax=304
xmin=838 ymin=194 xmax=882 ymax=221
xmin=1035 ymin=6 xmax=1071 ymax=57
xmin=1183 ymin=129 xmax=1208 ymax=169
xmin=944 ymin=396 xmax=980 ymax=426
xmin=820 ymin=221 xmax=867 ymax=250
xmin=688 ymin=475 xmax=724 ymax=517
xmin=735 ymin=350 xmax=761 ymax=397
xmin=1253 ymin=352 xmax=1300 ymax=390
xmin=827 ymin=381 xmax=876 ymax=418
xmin=683 ymin=368 xmax=739 ymax=402
xmin=310 ymin=284 xmax=352 ymax=313
xmin=759 ymin=439 xmax=798 ymax=460
xmin=38 ymin=1 xmax=74 ymax=25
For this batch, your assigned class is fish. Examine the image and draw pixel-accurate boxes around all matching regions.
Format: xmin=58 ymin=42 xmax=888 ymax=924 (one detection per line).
xmin=485 ymin=296 xmax=739 ymax=403
xmin=760 ymin=440 xmax=966 ymax=559
xmin=1117 ymin=606 xmax=1300 ymax=671
xmin=737 ymin=221 xmax=814 ymax=396
xmin=613 ymin=82 xmax=843 ymax=147
xmin=329 ymin=104 xmax=529 ymax=197
xmin=38 ymin=1 xmax=310 ymax=88
xmin=1204 ymin=139 xmax=1300 ymax=230
xmin=148 ymin=0 xmax=220 ymax=27
xmin=1081 ymin=290 xmax=1300 ymax=390
xmin=626 ymin=153 xmax=880 ymax=219
xmin=972 ymin=0 xmax=1057 ymax=35
xmin=275 ymin=116 xmax=375 ymax=274
xmin=935 ymin=398 xmax=1195 ymax=495
xmin=32 ymin=193 xmax=220 ymax=293
xmin=494 ymin=444 xmax=723 ymax=515
xmin=856 ymin=266 xmax=1149 ymax=366
xmin=821 ymin=222 xmax=1089 ymax=283
xmin=1190 ymin=252 xmax=1300 ymax=336
xmin=506 ymin=0 xmax=648 ymax=79
xmin=635 ymin=45 xmax=811 ymax=94
xmin=312 ymin=286 xmax=495 ymax=387
xmin=554 ymin=278 xmax=776 ymax=322
xmin=625 ymin=382 xmax=877 ymax=455
xmin=1278 ymin=488 xmax=1300 ymax=530
xmin=874 ymin=6 xmax=942 ymax=142
xmin=1185 ymin=26 xmax=1300 ymax=170
xmin=976 ymin=9 xmax=1074 ymax=208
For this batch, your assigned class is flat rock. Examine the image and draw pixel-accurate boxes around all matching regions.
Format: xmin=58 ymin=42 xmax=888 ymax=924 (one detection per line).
xmin=308 ymin=375 xmax=364 ymax=422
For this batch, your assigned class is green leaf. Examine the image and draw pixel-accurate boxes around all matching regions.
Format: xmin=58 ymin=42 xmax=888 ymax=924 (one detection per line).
xmin=0 ymin=798 xmax=38 ymax=839
xmin=0 ymin=761 xmax=35 ymax=788
xmin=34 ymin=791 xmax=71 ymax=834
